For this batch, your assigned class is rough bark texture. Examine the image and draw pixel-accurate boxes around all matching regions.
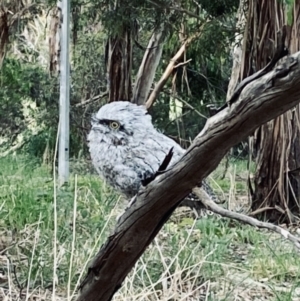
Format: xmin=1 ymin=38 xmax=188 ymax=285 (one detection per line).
xmin=0 ymin=6 xmax=9 ymax=66
xmin=251 ymin=1 xmax=300 ymax=223
xmin=48 ymin=7 xmax=61 ymax=75
xmin=106 ymin=27 xmax=132 ymax=102
xmin=229 ymin=0 xmax=300 ymax=222
xmin=77 ymin=51 xmax=300 ymax=301
xmin=0 ymin=2 xmax=37 ymax=67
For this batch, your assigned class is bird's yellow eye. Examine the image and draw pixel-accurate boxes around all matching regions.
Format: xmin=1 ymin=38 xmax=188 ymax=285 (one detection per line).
xmin=110 ymin=121 xmax=120 ymax=130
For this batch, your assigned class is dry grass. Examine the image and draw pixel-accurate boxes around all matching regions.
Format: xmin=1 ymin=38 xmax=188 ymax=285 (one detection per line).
xmin=1 ymin=156 xmax=300 ymax=301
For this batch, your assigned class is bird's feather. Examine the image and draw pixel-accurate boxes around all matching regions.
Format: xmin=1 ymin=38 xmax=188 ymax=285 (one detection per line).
xmin=88 ymin=101 xmax=219 ymax=207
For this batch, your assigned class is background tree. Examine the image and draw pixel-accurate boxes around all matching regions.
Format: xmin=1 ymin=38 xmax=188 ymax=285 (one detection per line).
xmin=1 ymin=0 xmax=239 ymax=163
xmin=228 ymin=0 xmax=300 ymax=222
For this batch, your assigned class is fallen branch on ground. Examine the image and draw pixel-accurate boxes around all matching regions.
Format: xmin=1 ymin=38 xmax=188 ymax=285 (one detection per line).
xmin=192 ymin=187 xmax=300 ymax=250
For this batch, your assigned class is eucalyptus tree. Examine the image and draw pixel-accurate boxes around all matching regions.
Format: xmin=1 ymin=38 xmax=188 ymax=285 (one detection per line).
xmin=1 ymin=0 xmax=239 ymax=159
xmin=227 ymin=0 xmax=300 ymax=222
xmin=72 ymin=0 xmax=239 ymax=142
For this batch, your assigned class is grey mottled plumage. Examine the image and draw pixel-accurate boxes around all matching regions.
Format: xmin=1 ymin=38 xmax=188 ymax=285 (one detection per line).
xmin=88 ymin=101 xmax=218 ymax=205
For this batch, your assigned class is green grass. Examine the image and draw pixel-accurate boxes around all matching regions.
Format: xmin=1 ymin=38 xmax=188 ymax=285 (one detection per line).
xmin=1 ymin=155 xmax=300 ymax=300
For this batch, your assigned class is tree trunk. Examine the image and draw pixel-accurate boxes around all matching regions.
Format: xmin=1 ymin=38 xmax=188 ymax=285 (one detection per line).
xmin=132 ymin=26 xmax=165 ymax=105
xmin=106 ymin=26 xmax=132 ymax=102
xmin=226 ymin=0 xmax=247 ymax=101
xmin=0 ymin=2 xmax=38 ymax=67
xmin=48 ymin=7 xmax=61 ymax=75
xmin=229 ymin=0 xmax=300 ymax=222
xmin=0 ymin=6 xmax=9 ymax=66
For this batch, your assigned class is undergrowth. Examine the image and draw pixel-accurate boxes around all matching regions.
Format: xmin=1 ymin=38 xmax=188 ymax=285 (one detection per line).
xmin=1 ymin=155 xmax=300 ymax=301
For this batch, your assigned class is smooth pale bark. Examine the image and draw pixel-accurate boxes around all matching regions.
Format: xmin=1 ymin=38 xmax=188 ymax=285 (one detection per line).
xmin=226 ymin=0 xmax=247 ymax=101
xmin=77 ymin=52 xmax=300 ymax=301
xmin=58 ymin=0 xmax=70 ymax=186
xmin=132 ymin=27 xmax=165 ymax=105
xmin=145 ymin=32 xmax=201 ymax=109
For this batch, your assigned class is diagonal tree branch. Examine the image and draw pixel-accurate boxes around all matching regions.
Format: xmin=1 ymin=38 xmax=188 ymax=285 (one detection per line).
xmin=145 ymin=30 xmax=202 ymax=109
xmin=77 ymin=51 xmax=300 ymax=301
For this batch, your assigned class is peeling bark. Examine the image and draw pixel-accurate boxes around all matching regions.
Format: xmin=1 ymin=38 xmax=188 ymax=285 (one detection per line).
xmin=248 ymin=0 xmax=300 ymax=222
xmin=49 ymin=7 xmax=61 ymax=75
xmin=77 ymin=51 xmax=300 ymax=301
xmin=0 ymin=6 xmax=9 ymax=66
xmin=106 ymin=27 xmax=132 ymax=102
xmin=227 ymin=0 xmax=300 ymax=222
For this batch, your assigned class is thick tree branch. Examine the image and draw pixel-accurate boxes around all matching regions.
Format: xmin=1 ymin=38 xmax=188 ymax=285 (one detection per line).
xmin=77 ymin=51 xmax=300 ymax=301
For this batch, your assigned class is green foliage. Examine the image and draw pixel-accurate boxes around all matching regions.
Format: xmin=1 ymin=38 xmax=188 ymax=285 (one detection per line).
xmin=0 ymin=155 xmax=118 ymax=292
xmin=0 ymin=58 xmax=59 ymax=156
xmin=150 ymin=19 xmax=233 ymax=143
xmin=284 ymin=0 xmax=295 ymax=25
xmin=1 ymin=0 xmax=239 ymax=159
xmin=0 ymin=54 xmax=92 ymax=159
xmin=76 ymin=0 xmax=174 ymax=35
xmin=200 ymin=0 xmax=239 ymax=17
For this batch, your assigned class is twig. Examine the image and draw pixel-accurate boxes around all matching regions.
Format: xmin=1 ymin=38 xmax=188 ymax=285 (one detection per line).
xmin=162 ymin=91 xmax=207 ymax=119
xmin=174 ymin=59 xmax=192 ymax=68
xmin=145 ymin=0 xmax=204 ymax=21
xmin=249 ymin=206 xmax=275 ymax=216
xmin=76 ymin=92 xmax=108 ymax=107
xmin=0 ymin=141 xmax=26 ymax=158
xmin=192 ymin=187 xmax=300 ymax=250
xmin=178 ymin=96 xmax=207 ymax=119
